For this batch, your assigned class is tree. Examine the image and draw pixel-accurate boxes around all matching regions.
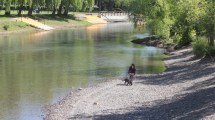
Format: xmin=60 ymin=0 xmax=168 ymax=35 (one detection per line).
xmin=81 ymin=0 xmax=95 ymax=12
xmin=62 ymin=0 xmax=71 ymax=16
xmin=87 ymin=0 xmax=94 ymax=12
xmin=17 ymin=0 xmax=27 ymax=16
xmin=129 ymin=0 xmax=173 ymax=38
xmin=51 ymin=0 xmax=62 ymax=16
xmin=128 ymin=0 xmax=213 ymax=48
xmin=4 ymin=0 xmax=12 ymax=16
xmin=203 ymin=0 xmax=215 ymax=46
xmin=181 ymin=0 xmax=215 ymax=46
xmin=32 ymin=0 xmax=46 ymax=14
xmin=58 ymin=0 xmax=71 ymax=16
xmin=171 ymin=0 xmax=205 ymax=47
xmin=71 ymin=0 xmax=82 ymax=12
xmin=115 ymin=0 xmax=131 ymax=8
xmin=27 ymin=0 xmax=33 ymax=15
xmin=81 ymin=0 xmax=88 ymax=11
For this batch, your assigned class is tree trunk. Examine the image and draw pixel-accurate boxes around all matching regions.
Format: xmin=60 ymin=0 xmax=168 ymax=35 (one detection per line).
xmin=209 ymin=36 xmax=214 ymax=46
xmin=17 ymin=5 xmax=23 ymax=16
xmin=98 ymin=0 xmax=102 ymax=11
xmin=28 ymin=6 xmax=33 ymax=16
xmin=52 ymin=7 xmax=56 ymax=16
xmin=5 ymin=1 xmax=11 ymax=16
xmin=63 ymin=9 xmax=69 ymax=17
xmin=57 ymin=4 xmax=63 ymax=16
xmin=108 ymin=0 xmax=114 ymax=11
xmin=5 ymin=11 xmax=10 ymax=16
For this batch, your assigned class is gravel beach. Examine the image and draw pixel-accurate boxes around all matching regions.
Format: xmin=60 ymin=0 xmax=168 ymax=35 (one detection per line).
xmin=44 ymin=48 xmax=215 ymax=120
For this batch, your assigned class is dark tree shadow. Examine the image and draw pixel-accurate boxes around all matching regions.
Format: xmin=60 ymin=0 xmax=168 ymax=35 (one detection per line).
xmin=136 ymin=51 xmax=214 ymax=85
xmin=92 ymin=86 xmax=215 ymax=120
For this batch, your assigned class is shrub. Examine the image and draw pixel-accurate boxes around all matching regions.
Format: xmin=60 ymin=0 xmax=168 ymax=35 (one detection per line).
xmin=3 ymin=25 xmax=9 ymax=30
xmin=192 ymin=38 xmax=208 ymax=57
xmin=205 ymin=46 xmax=215 ymax=57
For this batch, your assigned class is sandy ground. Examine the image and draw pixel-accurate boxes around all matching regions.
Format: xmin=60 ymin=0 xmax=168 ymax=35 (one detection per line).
xmin=44 ymin=48 xmax=215 ymax=120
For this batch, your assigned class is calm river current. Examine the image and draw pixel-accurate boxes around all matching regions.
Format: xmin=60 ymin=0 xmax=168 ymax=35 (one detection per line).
xmin=0 ymin=22 xmax=165 ymax=120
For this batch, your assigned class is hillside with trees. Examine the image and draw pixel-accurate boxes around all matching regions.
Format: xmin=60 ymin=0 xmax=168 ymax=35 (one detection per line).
xmin=128 ymin=0 xmax=214 ymax=57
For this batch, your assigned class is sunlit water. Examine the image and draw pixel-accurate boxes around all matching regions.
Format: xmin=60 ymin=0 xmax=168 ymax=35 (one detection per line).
xmin=0 ymin=22 xmax=165 ymax=120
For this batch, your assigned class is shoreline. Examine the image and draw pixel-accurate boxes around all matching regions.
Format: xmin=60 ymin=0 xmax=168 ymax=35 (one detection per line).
xmin=0 ymin=22 xmax=91 ymax=35
xmin=131 ymin=36 xmax=176 ymax=54
xmin=44 ymin=47 xmax=215 ymax=120
xmin=0 ymin=14 xmax=92 ymax=35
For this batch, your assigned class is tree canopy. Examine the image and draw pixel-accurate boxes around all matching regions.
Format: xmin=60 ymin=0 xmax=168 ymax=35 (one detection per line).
xmin=128 ymin=0 xmax=214 ymax=47
xmin=0 ymin=0 xmax=97 ymax=16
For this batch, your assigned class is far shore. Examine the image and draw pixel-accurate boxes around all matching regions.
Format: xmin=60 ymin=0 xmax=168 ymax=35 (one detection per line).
xmin=0 ymin=15 xmax=91 ymax=35
xmin=0 ymin=23 xmax=90 ymax=35
xmin=44 ymin=47 xmax=215 ymax=120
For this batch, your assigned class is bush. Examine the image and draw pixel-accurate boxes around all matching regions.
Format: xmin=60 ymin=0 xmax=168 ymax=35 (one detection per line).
xmin=3 ymin=25 xmax=9 ymax=30
xmin=175 ymin=29 xmax=194 ymax=49
xmin=192 ymin=38 xmax=208 ymax=57
xmin=205 ymin=46 xmax=215 ymax=57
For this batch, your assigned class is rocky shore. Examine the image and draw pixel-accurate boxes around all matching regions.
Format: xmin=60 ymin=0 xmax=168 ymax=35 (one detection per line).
xmin=131 ymin=36 xmax=176 ymax=54
xmin=44 ymin=47 xmax=215 ymax=120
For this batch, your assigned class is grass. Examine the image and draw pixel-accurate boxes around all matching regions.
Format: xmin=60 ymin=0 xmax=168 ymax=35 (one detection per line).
xmin=0 ymin=21 xmax=34 ymax=32
xmin=0 ymin=11 xmax=91 ymax=33
xmin=28 ymin=14 xmax=90 ymax=26
xmin=192 ymin=37 xmax=215 ymax=58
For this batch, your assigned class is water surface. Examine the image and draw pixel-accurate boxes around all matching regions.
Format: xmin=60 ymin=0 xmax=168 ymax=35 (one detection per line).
xmin=0 ymin=23 xmax=165 ymax=120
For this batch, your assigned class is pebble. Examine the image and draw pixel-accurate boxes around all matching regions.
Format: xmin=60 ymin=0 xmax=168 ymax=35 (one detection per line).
xmin=93 ymin=102 xmax=98 ymax=105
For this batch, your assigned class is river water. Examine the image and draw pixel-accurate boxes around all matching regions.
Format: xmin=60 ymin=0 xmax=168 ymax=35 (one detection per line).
xmin=0 ymin=22 xmax=165 ymax=120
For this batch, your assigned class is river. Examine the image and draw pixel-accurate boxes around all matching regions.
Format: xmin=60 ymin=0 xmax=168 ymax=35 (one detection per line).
xmin=0 ymin=22 xmax=165 ymax=120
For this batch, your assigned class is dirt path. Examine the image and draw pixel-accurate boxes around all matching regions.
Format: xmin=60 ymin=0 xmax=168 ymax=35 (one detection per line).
xmin=44 ymin=48 xmax=215 ymax=120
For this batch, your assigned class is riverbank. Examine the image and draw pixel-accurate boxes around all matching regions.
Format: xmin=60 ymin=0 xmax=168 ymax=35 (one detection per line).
xmin=131 ymin=36 xmax=176 ymax=54
xmin=0 ymin=14 xmax=91 ymax=34
xmin=44 ymin=47 xmax=215 ymax=120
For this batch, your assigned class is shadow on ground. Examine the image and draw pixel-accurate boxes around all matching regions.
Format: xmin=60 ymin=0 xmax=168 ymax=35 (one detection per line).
xmin=136 ymin=51 xmax=215 ymax=85
xmin=92 ymin=86 xmax=215 ymax=120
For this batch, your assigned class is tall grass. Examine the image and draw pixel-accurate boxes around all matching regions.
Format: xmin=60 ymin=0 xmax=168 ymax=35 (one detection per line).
xmin=192 ymin=37 xmax=215 ymax=58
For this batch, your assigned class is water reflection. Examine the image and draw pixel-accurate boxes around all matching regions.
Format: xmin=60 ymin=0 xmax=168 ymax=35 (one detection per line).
xmin=0 ymin=22 xmax=165 ymax=120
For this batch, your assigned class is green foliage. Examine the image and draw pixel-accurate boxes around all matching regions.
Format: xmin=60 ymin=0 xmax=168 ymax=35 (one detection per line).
xmin=192 ymin=38 xmax=208 ymax=57
xmin=176 ymin=28 xmax=194 ymax=49
xmin=147 ymin=18 xmax=172 ymax=38
xmin=87 ymin=0 xmax=94 ymax=11
xmin=115 ymin=0 xmax=132 ymax=7
xmin=27 ymin=0 xmax=33 ymax=7
xmin=3 ymin=25 xmax=9 ymax=30
xmin=53 ymin=0 xmax=62 ymax=9
xmin=5 ymin=0 xmax=11 ymax=12
xmin=192 ymin=37 xmax=215 ymax=58
xmin=172 ymin=0 xmax=203 ymax=47
xmin=129 ymin=0 xmax=214 ymax=48
xmin=129 ymin=0 xmax=173 ymax=39
xmin=71 ymin=0 xmax=83 ymax=11
xmin=81 ymin=0 xmax=88 ymax=11
xmin=206 ymin=46 xmax=215 ymax=57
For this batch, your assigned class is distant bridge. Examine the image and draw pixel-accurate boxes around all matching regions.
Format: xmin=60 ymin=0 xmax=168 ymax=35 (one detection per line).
xmin=98 ymin=11 xmax=130 ymax=22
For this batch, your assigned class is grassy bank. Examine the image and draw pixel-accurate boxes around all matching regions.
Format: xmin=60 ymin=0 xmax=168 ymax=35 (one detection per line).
xmin=0 ymin=13 xmax=91 ymax=33
xmin=30 ymin=14 xmax=90 ymax=27
xmin=0 ymin=20 xmax=34 ymax=32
